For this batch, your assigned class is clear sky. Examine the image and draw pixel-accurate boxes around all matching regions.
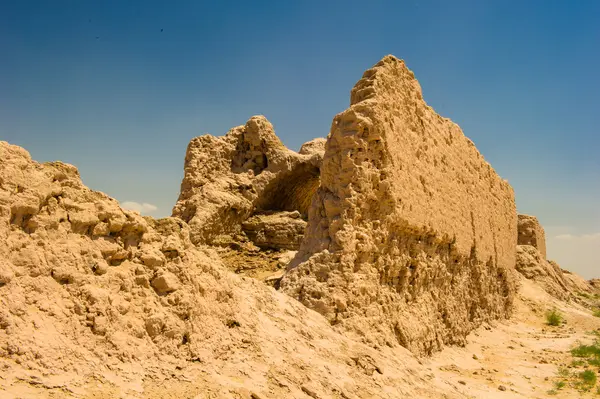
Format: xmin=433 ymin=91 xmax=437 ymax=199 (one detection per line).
xmin=1 ymin=1 xmax=598 ymax=278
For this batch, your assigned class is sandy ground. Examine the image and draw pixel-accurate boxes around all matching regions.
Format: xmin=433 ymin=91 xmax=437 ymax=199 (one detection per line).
xmin=427 ymin=278 xmax=600 ymax=399
xmin=2 ymin=277 xmax=598 ymax=399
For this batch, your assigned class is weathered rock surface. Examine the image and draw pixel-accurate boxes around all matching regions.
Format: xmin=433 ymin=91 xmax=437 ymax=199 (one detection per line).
xmin=516 ymin=245 xmax=569 ymax=300
xmin=242 ymin=211 xmax=306 ymax=250
xmin=281 ymin=55 xmax=517 ymax=355
xmin=172 ymin=116 xmax=322 ymax=247
xmin=0 ymin=141 xmax=458 ymax=398
xmin=514 ymin=215 xmax=597 ymax=301
xmin=517 ymin=214 xmax=547 ymax=259
xmin=299 ymin=137 xmax=327 ymax=156
xmin=561 ymin=266 xmax=596 ymax=297
xmin=216 ymin=240 xmax=291 ymax=284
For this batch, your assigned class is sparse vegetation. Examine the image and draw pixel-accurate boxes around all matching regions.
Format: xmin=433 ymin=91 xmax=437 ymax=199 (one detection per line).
xmin=557 ymin=366 xmax=571 ymax=378
xmin=571 ymin=340 xmax=600 ymax=367
xmin=550 ymin=335 xmax=600 ymax=395
xmin=555 ymin=381 xmax=566 ymax=389
xmin=545 ymin=308 xmax=564 ymax=326
xmin=548 ymin=380 xmax=567 ymax=396
xmin=571 ymin=344 xmax=600 ymax=358
xmin=575 ymin=370 xmax=597 ymax=392
xmin=581 ymin=370 xmax=597 ymax=385
xmin=593 ymin=308 xmax=600 ymax=318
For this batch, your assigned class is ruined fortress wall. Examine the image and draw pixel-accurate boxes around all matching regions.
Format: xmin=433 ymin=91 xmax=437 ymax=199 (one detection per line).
xmin=172 ymin=116 xmax=323 ymax=245
xmin=517 ymin=214 xmax=547 ymax=259
xmin=282 ymin=56 xmax=517 ymax=355
xmin=2 ymin=141 xmax=440 ymax=398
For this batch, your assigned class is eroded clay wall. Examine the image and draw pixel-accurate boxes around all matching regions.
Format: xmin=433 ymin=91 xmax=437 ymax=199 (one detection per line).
xmin=282 ymin=55 xmax=517 ymax=355
xmin=172 ymin=116 xmax=324 ymax=246
xmin=517 ymin=214 xmax=547 ymax=259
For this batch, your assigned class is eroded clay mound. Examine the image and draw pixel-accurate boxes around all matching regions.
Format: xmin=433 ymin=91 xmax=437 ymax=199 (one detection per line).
xmin=0 ymin=142 xmax=240 ymax=375
xmin=514 ymin=214 xmax=568 ymax=299
xmin=281 ymin=55 xmax=518 ymax=355
xmin=516 ymin=245 xmax=570 ymax=300
xmin=0 ymin=141 xmax=452 ymax=398
xmin=562 ymin=267 xmax=597 ymax=298
xmin=172 ymin=116 xmax=323 ymax=247
xmin=514 ymin=215 xmax=596 ymax=302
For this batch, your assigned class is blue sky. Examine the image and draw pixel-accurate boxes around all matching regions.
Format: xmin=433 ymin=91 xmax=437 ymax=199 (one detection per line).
xmin=1 ymin=1 xmax=598 ymax=277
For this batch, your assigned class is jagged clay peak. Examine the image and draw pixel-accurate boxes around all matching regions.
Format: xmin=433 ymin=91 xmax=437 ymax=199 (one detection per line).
xmin=230 ymin=115 xmax=287 ymax=174
xmin=350 ymin=55 xmax=423 ymax=106
xmin=281 ymin=56 xmax=518 ymax=355
xmin=172 ymin=115 xmax=324 ymax=246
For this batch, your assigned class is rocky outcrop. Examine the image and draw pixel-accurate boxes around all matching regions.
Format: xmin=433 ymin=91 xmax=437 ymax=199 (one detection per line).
xmin=514 ymin=215 xmax=569 ymax=298
xmin=516 ymin=245 xmax=570 ymax=300
xmin=562 ymin=267 xmax=596 ymax=296
xmin=242 ymin=211 xmax=307 ymax=250
xmin=514 ymin=215 xmax=596 ymax=301
xmin=281 ymin=55 xmax=517 ymax=355
xmin=0 ymin=141 xmax=220 ymax=368
xmin=517 ymin=214 xmax=547 ymax=259
xmin=172 ymin=116 xmax=323 ymax=247
xmin=0 ymin=141 xmax=453 ymax=398
xmin=299 ymin=137 xmax=327 ymax=156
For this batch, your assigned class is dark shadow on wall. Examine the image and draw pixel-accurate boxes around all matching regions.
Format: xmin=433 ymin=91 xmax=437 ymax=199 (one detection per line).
xmin=254 ymin=163 xmax=321 ymax=217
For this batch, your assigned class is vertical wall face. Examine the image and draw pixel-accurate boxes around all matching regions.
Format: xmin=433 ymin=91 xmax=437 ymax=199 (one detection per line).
xmin=517 ymin=214 xmax=547 ymax=259
xmin=282 ymin=56 xmax=518 ymax=355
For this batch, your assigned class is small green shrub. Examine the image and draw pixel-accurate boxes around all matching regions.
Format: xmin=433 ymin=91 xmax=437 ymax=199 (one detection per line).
xmin=580 ymin=369 xmax=597 ymax=384
xmin=571 ymin=344 xmax=600 ymax=358
xmin=571 ymin=340 xmax=600 ymax=369
xmin=576 ymin=369 xmax=597 ymax=391
xmin=548 ymin=380 xmax=567 ymax=396
xmin=593 ymin=308 xmax=600 ymax=318
xmin=546 ymin=309 xmax=564 ymax=326
xmin=557 ymin=366 xmax=571 ymax=378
